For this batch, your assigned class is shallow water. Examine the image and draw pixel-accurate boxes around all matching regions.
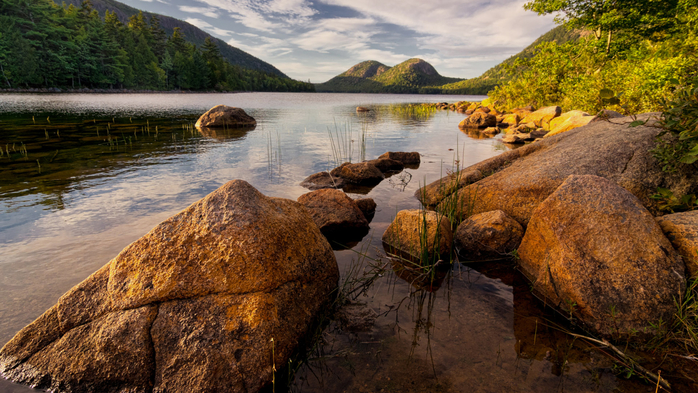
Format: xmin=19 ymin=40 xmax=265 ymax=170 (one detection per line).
xmin=0 ymin=93 xmax=652 ymax=392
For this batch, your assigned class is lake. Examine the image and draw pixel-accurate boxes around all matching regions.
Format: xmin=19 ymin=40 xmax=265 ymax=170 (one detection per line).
xmin=0 ymin=92 xmax=646 ymax=392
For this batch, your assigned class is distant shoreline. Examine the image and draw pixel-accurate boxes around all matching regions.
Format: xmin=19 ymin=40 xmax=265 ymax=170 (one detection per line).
xmin=0 ymin=88 xmax=249 ymax=94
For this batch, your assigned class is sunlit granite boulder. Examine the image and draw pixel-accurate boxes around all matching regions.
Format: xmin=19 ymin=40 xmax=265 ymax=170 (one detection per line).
xmin=454 ymin=210 xmax=523 ymax=261
xmin=656 ymin=211 xmax=698 ymax=279
xmin=545 ymin=110 xmax=595 ymax=138
xmin=518 ymin=175 xmax=685 ymax=338
xmin=382 ymin=210 xmax=452 ymax=263
xmin=520 ymin=106 xmax=561 ymax=128
xmin=0 ymin=180 xmax=338 ymax=393
xmin=195 ymin=105 xmax=256 ymax=128
xmin=297 ymin=188 xmax=370 ymax=245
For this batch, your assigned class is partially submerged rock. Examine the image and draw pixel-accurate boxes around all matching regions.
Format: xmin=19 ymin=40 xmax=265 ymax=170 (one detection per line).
xmin=378 ymin=151 xmax=421 ymax=166
xmin=297 ymin=188 xmax=370 ymax=243
xmin=366 ymin=158 xmax=404 ymax=173
xmin=356 ymin=106 xmax=370 ymax=112
xmin=418 ymin=113 xmax=698 ymax=225
xmin=518 ymin=175 xmax=685 ymax=338
xmin=354 ymin=198 xmax=377 ymax=222
xmin=195 ymin=105 xmax=256 ymax=128
xmin=382 ymin=210 xmax=452 ymax=264
xmin=336 ymin=162 xmax=384 ymax=186
xmin=458 ymin=112 xmax=497 ymax=129
xmin=300 ymin=171 xmax=346 ymax=190
xmin=657 ymin=211 xmax=698 ymax=278
xmin=0 ymin=180 xmax=338 ymax=393
xmin=454 ymin=210 xmax=523 ymax=261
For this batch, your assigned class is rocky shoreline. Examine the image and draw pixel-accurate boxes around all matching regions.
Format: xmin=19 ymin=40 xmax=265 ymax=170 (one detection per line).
xmin=1 ymin=104 xmax=697 ymax=392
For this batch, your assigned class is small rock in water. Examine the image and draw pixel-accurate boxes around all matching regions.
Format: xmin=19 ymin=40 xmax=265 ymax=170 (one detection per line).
xmin=195 ymin=105 xmax=256 ymax=128
xmin=377 ymin=151 xmax=421 ymax=166
xmin=297 ymin=188 xmax=370 ymax=243
xmin=300 ymin=171 xmax=346 ymax=190
xmin=356 ymin=106 xmax=370 ymax=112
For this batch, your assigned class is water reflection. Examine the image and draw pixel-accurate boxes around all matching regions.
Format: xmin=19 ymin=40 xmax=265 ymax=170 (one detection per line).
xmin=197 ymin=125 xmax=256 ymax=141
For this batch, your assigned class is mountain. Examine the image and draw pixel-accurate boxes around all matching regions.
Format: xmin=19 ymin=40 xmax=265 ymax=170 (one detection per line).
xmin=64 ymin=0 xmax=287 ymax=78
xmin=439 ymin=25 xmax=583 ymax=94
xmin=315 ymin=59 xmax=462 ymax=93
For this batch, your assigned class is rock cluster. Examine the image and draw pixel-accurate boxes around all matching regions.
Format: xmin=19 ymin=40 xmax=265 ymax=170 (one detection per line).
xmin=411 ymin=114 xmax=698 ymax=339
xmin=300 ymin=151 xmax=420 ymax=191
xmin=0 ymin=180 xmax=339 ymax=393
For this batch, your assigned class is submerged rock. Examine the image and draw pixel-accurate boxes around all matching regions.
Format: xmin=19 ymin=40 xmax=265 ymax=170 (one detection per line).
xmin=656 ymin=210 xmax=698 ymax=279
xmin=195 ymin=105 xmax=256 ymax=128
xmin=518 ymin=175 xmax=685 ymax=338
xmin=336 ymin=303 xmax=378 ymax=332
xmin=454 ymin=210 xmax=523 ymax=261
xmin=0 ymin=180 xmax=338 ymax=393
xmin=382 ymin=210 xmax=452 ymax=263
xmin=418 ymin=113 xmax=698 ymax=225
xmin=297 ymin=188 xmax=370 ymax=244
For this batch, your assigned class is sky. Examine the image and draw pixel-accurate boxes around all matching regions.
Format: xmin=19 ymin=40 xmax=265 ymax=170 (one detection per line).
xmin=121 ymin=0 xmax=557 ymax=82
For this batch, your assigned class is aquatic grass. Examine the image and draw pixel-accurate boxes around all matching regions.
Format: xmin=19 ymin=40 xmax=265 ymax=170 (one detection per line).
xmin=327 ymin=118 xmax=353 ymax=166
xmin=386 ymin=103 xmax=438 ymax=121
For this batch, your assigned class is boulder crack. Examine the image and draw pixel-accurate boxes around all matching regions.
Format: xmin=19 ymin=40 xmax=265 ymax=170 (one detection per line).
xmin=148 ymin=303 xmax=160 ymax=393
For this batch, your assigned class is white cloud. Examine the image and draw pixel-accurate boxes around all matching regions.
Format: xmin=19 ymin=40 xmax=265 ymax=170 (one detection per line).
xmin=185 ymin=18 xmax=236 ymax=36
xmin=179 ymin=6 xmax=220 ymax=18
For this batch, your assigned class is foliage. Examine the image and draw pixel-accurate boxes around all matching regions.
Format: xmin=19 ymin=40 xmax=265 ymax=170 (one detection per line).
xmin=651 ymin=77 xmax=698 ymax=171
xmin=0 ymin=0 xmax=313 ymax=92
xmin=650 ymin=188 xmax=698 ymax=213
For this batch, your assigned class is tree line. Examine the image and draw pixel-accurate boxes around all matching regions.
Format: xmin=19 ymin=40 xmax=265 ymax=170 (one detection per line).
xmin=0 ymin=0 xmax=315 ymax=92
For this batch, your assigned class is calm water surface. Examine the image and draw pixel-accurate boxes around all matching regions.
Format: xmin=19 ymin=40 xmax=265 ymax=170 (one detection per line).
xmin=0 ymin=93 xmax=648 ymax=392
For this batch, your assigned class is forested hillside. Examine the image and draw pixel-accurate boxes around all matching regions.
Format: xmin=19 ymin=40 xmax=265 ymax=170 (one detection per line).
xmin=0 ymin=0 xmax=314 ymax=92
xmin=62 ymin=0 xmax=287 ymax=77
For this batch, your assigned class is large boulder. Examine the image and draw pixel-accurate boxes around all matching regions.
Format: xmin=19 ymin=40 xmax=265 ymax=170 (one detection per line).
xmin=656 ymin=211 xmax=698 ymax=278
xmin=454 ymin=210 xmax=523 ymax=261
xmin=382 ymin=210 xmax=452 ymax=264
xmin=458 ymin=112 xmax=497 ymax=129
xmin=0 ymin=180 xmax=338 ymax=393
xmin=518 ymin=175 xmax=685 ymax=338
xmin=297 ymin=188 xmax=370 ymax=242
xmin=195 ymin=105 xmax=256 ymax=128
xmin=418 ymin=113 xmax=698 ymax=225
